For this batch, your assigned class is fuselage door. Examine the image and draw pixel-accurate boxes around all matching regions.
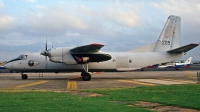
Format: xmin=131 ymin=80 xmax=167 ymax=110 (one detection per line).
xmin=116 ymin=57 xmax=128 ymax=69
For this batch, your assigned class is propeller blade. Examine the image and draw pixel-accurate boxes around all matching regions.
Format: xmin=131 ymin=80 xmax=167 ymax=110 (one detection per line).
xmin=41 ymin=37 xmax=49 ymax=56
xmin=45 ymin=37 xmax=47 ymax=51
xmin=45 ymin=55 xmax=47 ymax=69
xmin=45 ymin=37 xmax=47 ymax=69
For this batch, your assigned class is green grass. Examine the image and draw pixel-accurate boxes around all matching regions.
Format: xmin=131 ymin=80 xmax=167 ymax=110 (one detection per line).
xmin=89 ymin=84 xmax=200 ymax=110
xmin=1 ymin=84 xmax=200 ymax=111
xmin=0 ymin=91 xmax=146 ymax=112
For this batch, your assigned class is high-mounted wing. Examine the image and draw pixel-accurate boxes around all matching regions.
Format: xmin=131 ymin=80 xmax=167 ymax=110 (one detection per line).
xmin=70 ymin=43 xmax=111 ymax=64
xmin=168 ymin=43 xmax=199 ymax=53
xmin=70 ymin=43 xmax=104 ymax=53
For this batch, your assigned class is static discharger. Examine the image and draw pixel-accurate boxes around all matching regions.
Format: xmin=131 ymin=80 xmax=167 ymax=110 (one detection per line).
xmin=67 ymin=81 xmax=77 ymax=91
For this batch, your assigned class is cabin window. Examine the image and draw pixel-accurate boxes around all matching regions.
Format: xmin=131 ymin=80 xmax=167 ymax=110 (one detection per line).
xmin=129 ymin=59 xmax=132 ymax=63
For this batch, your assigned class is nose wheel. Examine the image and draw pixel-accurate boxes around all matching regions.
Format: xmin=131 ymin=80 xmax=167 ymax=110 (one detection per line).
xmin=21 ymin=73 xmax=28 ymax=79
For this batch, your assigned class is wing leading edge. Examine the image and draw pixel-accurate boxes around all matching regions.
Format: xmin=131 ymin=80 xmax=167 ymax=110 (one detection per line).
xmin=167 ymin=43 xmax=199 ymax=53
xmin=70 ymin=43 xmax=104 ymax=53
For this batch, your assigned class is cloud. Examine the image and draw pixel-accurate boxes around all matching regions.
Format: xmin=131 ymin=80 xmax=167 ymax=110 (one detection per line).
xmin=18 ymin=2 xmax=142 ymax=41
xmin=0 ymin=0 xmax=4 ymax=8
xmin=103 ymin=3 xmax=141 ymax=28
xmin=65 ymin=32 xmax=81 ymax=37
xmin=108 ymin=9 xmax=140 ymax=27
xmin=0 ymin=14 xmax=15 ymax=32
xmin=152 ymin=0 xmax=200 ymax=24
xmin=26 ymin=6 xmax=87 ymax=36
xmin=22 ymin=0 xmax=37 ymax=2
xmin=82 ymin=2 xmax=141 ymax=33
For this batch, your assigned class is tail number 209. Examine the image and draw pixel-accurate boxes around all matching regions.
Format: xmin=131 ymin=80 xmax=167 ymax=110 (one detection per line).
xmin=162 ymin=41 xmax=170 ymax=45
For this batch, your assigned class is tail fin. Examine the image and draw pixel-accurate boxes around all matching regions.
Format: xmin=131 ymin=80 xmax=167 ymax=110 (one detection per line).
xmin=153 ymin=15 xmax=181 ymax=51
xmin=184 ymin=57 xmax=192 ymax=64
xmin=128 ymin=15 xmax=181 ymax=52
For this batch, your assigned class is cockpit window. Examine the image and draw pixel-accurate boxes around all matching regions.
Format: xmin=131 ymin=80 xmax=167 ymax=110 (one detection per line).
xmin=6 ymin=54 xmax=28 ymax=64
xmin=17 ymin=54 xmax=28 ymax=60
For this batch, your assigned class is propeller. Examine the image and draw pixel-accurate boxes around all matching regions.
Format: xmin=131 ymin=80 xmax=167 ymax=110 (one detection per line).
xmin=40 ymin=38 xmax=49 ymax=69
xmin=41 ymin=39 xmax=49 ymax=56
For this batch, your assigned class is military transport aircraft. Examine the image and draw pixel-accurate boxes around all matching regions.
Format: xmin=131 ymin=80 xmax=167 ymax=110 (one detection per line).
xmin=4 ymin=15 xmax=199 ymax=81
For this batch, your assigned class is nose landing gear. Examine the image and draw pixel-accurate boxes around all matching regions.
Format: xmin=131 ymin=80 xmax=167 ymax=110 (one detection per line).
xmin=21 ymin=73 xmax=28 ymax=79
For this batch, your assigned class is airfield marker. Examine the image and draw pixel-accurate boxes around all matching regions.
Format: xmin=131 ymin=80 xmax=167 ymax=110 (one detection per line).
xmin=66 ymin=81 xmax=77 ymax=91
xmin=119 ymin=80 xmax=156 ymax=86
xmin=10 ymin=80 xmax=48 ymax=89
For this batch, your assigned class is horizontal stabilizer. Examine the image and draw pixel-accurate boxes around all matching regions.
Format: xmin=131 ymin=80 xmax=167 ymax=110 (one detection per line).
xmin=70 ymin=43 xmax=104 ymax=53
xmin=167 ymin=43 xmax=199 ymax=53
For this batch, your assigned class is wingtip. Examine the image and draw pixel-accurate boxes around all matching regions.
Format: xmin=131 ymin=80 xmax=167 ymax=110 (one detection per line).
xmin=92 ymin=43 xmax=104 ymax=46
xmin=190 ymin=43 xmax=199 ymax=46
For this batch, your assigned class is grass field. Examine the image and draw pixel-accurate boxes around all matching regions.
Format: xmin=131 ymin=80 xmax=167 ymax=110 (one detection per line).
xmin=1 ymin=84 xmax=200 ymax=112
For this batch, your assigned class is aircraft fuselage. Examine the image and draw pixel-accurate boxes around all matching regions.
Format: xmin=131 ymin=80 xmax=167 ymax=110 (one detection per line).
xmin=5 ymin=52 xmax=183 ymax=73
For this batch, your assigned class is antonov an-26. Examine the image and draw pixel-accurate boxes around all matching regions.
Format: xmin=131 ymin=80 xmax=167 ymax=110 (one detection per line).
xmin=4 ymin=15 xmax=199 ymax=81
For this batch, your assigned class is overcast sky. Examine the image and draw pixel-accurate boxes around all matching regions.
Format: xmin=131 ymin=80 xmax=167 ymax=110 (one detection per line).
xmin=0 ymin=0 xmax=199 ymax=61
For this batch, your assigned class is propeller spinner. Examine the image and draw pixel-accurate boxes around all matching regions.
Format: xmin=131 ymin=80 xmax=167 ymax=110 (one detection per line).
xmin=40 ymin=38 xmax=51 ymax=69
xmin=40 ymin=39 xmax=49 ymax=56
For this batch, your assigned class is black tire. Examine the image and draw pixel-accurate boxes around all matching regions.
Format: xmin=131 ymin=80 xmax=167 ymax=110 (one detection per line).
xmin=175 ymin=68 xmax=179 ymax=70
xmin=82 ymin=72 xmax=91 ymax=81
xmin=21 ymin=74 xmax=28 ymax=79
xmin=81 ymin=72 xmax=85 ymax=76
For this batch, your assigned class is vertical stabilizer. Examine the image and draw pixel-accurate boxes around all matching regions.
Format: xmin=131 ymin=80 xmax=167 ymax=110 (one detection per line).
xmin=184 ymin=57 xmax=192 ymax=64
xmin=153 ymin=15 xmax=181 ymax=51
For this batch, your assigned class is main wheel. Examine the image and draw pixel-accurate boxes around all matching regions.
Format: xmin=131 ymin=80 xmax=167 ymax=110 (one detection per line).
xmin=21 ymin=74 xmax=28 ymax=79
xmin=81 ymin=72 xmax=91 ymax=81
xmin=175 ymin=68 xmax=179 ymax=70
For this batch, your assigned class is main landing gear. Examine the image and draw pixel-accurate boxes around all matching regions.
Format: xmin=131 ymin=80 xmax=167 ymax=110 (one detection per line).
xmin=21 ymin=73 xmax=28 ymax=79
xmin=81 ymin=71 xmax=91 ymax=81
xmin=81 ymin=64 xmax=91 ymax=81
xmin=175 ymin=67 xmax=179 ymax=70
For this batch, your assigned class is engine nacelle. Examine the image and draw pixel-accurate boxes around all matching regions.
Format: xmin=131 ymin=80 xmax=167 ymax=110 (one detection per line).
xmin=48 ymin=47 xmax=77 ymax=64
xmin=74 ymin=56 xmax=89 ymax=64
xmin=48 ymin=47 xmax=111 ymax=65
